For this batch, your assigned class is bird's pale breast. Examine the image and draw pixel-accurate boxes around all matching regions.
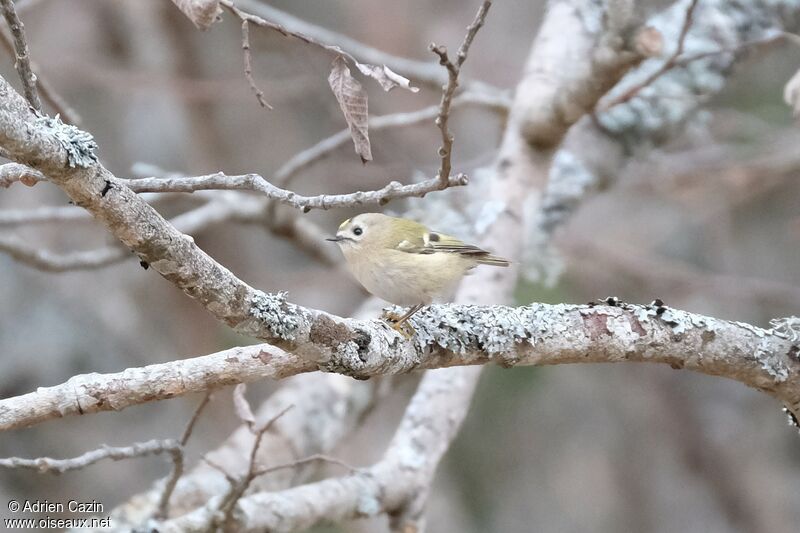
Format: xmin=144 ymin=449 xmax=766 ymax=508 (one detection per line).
xmin=344 ymin=248 xmax=474 ymax=306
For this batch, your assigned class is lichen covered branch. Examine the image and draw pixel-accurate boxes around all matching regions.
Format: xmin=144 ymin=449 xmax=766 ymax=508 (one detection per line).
xmin=541 ymin=0 xmax=800 ymax=239
xmin=2 ymin=301 xmax=798 ymax=433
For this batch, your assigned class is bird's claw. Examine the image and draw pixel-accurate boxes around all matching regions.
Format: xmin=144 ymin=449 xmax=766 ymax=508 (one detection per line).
xmin=382 ymin=309 xmax=415 ymax=339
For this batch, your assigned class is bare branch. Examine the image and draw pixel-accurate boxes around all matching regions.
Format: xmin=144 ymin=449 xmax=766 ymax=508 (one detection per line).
xmin=221 ymin=0 xmax=356 ymax=63
xmin=0 ymin=161 xmax=45 ymax=187
xmin=599 ymin=0 xmax=700 ymax=111
xmin=0 ymin=27 xmax=81 ymax=124
xmin=0 ymin=192 xmax=269 ymax=272
xmin=122 ymin=171 xmax=469 ymax=211
xmin=0 ymin=344 xmax=312 ymax=431
xmin=0 ymin=233 xmax=128 ymax=271
xmin=429 ymin=1 xmax=492 ymax=186
xmin=0 ymin=0 xmax=40 ymax=111
xmin=269 ymin=90 xmax=510 ymax=190
xmin=0 ymin=206 xmax=91 ymax=225
xmin=240 ymin=20 xmax=272 ymax=110
xmin=109 ymin=372 xmax=378 ymax=524
xmin=0 ymin=439 xmax=181 ymax=474
xmin=211 ymin=405 xmax=293 ymax=531
xmin=232 ymin=383 xmax=257 ymax=429
xmin=154 ymin=368 xmax=481 ymax=531
xmin=156 ymin=392 xmax=213 ymax=519
xmin=234 ymin=0 xmax=500 ymax=93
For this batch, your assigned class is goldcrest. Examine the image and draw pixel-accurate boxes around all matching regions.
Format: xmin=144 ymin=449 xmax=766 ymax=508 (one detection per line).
xmin=327 ymin=213 xmax=509 ymax=329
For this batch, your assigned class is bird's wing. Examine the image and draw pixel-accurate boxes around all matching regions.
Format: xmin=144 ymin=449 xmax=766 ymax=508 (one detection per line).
xmin=395 ymin=228 xmax=510 ymax=266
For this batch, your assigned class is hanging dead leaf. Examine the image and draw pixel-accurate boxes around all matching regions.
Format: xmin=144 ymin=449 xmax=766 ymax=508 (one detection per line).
xmin=232 ymin=383 xmax=256 ymax=429
xmin=355 ymin=63 xmax=420 ymax=93
xmin=170 ymin=0 xmax=221 ymax=31
xmin=328 ymin=56 xmax=372 ymax=163
xmin=784 ymin=69 xmax=800 ymax=118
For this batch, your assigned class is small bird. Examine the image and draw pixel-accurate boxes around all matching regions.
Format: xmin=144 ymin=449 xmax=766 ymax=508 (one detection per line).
xmin=327 ymin=213 xmax=510 ymax=332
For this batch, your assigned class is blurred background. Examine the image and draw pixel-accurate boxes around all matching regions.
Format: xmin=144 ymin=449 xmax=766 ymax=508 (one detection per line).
xmin=1 ymin=0 xmax=799 ymax=532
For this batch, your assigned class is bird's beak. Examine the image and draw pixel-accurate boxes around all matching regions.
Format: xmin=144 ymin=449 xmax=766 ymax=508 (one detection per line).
xmin=326 ymin=235 xmax=344 ymax=242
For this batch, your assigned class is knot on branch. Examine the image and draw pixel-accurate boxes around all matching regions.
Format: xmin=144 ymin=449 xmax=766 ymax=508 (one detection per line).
xmin=310 ymin=315 xmax=373 ymax=378
xmin=36 ymin=115 xmax=98 ymax=168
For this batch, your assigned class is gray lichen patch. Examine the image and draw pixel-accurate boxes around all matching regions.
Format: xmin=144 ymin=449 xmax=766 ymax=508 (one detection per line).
xmin=355 ymin=493 xmax=381 ymax=518
xmin=409 ymin=304 xmax=575 ymax=364
xmin=409 ymin=305 xmax=527 ymax=357
xmin=36 ymin=115 xmax=98 ymax=168
xmin=756 ymin=336 xmax=790 ymax=383
xmin=249 ymin=291 xmax=301 ymax=341
xmin=770 ymin=316 xmax=800 ymax=345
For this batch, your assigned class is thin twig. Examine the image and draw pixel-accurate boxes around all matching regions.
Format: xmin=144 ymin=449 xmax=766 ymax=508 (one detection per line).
xmin=429 ymin=1 xmax=492 ymax=186
xmin=0 ymin=439 xmax=181 ymax=473
xmin=600 ymin=0 xmax=700 ymax=110
xmin=0 ymin=233 xmax=128 ymax=271
xmin=221 ymin=0 xmax=357 ymax=63
xmin=264 ymin=90 xmax=510 ymax=224
xmin=0 ymin=0 xmax=41 ymax=111
xmin=156 ymin=392 xmax=214 ymax=519
xmin=207 ymin=404 xmax=295 ymax=531
xmin=233 ymin=0 xmax=501 ymax=94
xmin=0 ymin=161 xmax=46 ymax=187
xmin=123 ymin=170 xmax=469 ymax=211
xmin=0 ymin=195 xmax=265 ymax=271
xmin=0 ymin=28 xmax=81 ymax=124
xmin=252 ymin=453 xmax=358 ymax=478
xmin=0 ymin=206 xmax=91 ymax=225
xmin=240 ymin=20 xmax=272 ymax=110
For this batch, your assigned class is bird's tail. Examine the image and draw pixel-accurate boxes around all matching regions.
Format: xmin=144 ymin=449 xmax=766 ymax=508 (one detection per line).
xmin=477 ymin=254 xmax=510 ymax=267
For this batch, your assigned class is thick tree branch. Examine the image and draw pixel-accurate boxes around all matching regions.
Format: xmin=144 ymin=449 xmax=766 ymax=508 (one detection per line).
xmin=3 ymin=302 xmax=798 ymax=433
xmin=0 ymin=344 xmax=311 ymax=431
xmin=541 ymin=0 xmax=800 ymax=239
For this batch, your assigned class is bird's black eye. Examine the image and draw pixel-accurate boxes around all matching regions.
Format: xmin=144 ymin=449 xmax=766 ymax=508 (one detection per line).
xmin=353 ymin=227 xmax=363 ymax=236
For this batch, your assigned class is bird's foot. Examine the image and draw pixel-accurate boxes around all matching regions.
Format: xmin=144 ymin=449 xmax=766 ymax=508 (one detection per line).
xmin=381 ymin=309 xmax=416 ymax=339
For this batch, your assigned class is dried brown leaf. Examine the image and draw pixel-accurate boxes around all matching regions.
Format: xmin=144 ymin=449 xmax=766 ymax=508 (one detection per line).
xmin=634 ymin=26 xmax=664 ymax=58
xmin=170 ymin=0 xmax=222 ymax=30
xmin=784 ymin=69 xmax=800 ymax=118
xmin=328 ymin=56 xmax=372 ymax=163
xmin=355 ymin=63 xmax=420 ymax=93
xmin=232 ymin=384 xmax=256 ymax=429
